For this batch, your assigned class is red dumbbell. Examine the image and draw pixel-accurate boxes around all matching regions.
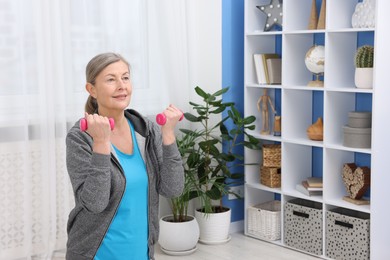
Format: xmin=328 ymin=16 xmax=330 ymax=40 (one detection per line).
xmin=156 ymin=112 xmax=184 ymax=125
xmin=80 ymin=118 xmax=115 ymax=131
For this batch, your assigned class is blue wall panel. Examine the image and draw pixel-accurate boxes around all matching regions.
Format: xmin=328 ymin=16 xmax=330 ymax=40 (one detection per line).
xmin=222 ymin=0 xmax=245 ymax=222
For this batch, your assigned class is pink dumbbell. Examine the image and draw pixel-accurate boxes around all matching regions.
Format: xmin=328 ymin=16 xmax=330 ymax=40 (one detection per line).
xmin=156 ymin=113 xmax=184 ymax=125
xmin=80 ymin=118 xmax=115 ymax=132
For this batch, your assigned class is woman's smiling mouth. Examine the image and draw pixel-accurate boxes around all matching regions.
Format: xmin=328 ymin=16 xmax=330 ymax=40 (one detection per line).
xmin=113 ymin=94 xmax=127 ymax=100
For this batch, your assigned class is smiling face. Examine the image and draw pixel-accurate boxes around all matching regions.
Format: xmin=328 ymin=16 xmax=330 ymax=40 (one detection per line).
xmin=86 ymin=60 xmax=132 ymax=116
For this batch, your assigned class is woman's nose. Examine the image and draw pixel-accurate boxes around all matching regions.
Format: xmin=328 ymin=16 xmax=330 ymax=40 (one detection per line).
xmin=117 ymin=79 xmax=125 ymax=89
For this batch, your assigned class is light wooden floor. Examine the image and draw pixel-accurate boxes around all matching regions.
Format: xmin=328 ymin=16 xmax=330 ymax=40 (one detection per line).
xmin=155 ymin=232 xmax=320 ymax=260
xmin=53 ymin=232 xmax=320 ymax=260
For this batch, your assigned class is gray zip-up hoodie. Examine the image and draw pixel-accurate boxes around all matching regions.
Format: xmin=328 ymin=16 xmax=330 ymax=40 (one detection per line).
xmin=65 ymin=109 xmax=184 ymax=260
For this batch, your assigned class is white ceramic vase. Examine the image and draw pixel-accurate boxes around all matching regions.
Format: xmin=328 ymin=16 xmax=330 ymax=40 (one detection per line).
xmin=355 ymin=67 xmax=373 ymax=89
xmin=158 ymin=215 xmax=199 ymax=255
xmin=195 ymin=207 xmax=231 ymax=244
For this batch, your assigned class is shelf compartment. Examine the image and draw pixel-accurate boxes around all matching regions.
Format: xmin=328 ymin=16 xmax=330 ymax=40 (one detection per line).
xmin=326 ymin=31 xmax=375 ymax=90
xmin=325 ymin=32 xmax=357 ymax=89
xmin=245 ymin=35 xmax=282 ymax=86
xmin=282 ymin=89 xmax=323 ymax=141
xmin=325 ymin=31 xmax=374 ymax=89
xmin=283 ymin=33 xmax=325 ymax=87
xmin=324 ymin=148 xmax=371 ymax=213
xmin=245 ymin=87 xmax=281 ymax=137
xmin=245 ymin=0 xmax=278 ymax=33
xmin=282 ymin=142 xmax=323 ymax=194
xmin=245 ymin=186 xmax=282 ymax=241
xmin=245 ymin=139 xmax=282 ymax=186
xmin=325 ymin=91 xmax=372 ymax=147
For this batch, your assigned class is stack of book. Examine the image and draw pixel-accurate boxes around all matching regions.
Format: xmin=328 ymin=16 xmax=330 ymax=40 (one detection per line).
xmin=253 ymin=53 xmax=282 ymax=85
xmin=295 ymin=177 xmax=323 ymax=196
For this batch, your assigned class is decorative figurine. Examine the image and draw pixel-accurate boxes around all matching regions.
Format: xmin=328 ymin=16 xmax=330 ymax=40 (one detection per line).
xmin=257 ymin=89 xmax=276 ymax=135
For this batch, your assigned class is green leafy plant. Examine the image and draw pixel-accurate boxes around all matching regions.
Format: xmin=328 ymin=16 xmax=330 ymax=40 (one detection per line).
xmin=169 ymin=131 xmax=199 ymax=222
xmin=355 ymin=45 xmax=374 ymax=68
xmin=179 ymin=86 xmax=261 ymax=214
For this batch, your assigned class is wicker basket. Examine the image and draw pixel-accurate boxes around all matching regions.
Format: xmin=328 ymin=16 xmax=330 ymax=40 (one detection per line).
xmin=262 ymin=144 xmax=281 ymax=167
xmin=247 ymin=200 xmax=281 ymax=240
xmin=260 ymin=166 xmax=281 ymax=188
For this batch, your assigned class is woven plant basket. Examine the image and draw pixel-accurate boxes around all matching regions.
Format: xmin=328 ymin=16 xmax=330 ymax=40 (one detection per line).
xmin=262 ymin=144 xmax=281 ymax=167
xmin=247 ymin=200 xmax=281 ymax=241
xmin=260 ymin=166 xmax=281 ymax=188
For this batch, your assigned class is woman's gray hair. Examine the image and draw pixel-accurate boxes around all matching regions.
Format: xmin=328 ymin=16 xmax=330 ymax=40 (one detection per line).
xmin=84 ymin=52 xmax=130 ymax=114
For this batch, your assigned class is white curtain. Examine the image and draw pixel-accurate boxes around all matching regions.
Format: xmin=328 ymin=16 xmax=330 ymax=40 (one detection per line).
xmin=0 ymin=0 xmax=190 ymax=259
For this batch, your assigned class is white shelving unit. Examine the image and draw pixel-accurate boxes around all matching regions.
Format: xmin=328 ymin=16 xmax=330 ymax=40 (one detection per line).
xmin=244 ymin=0 xmax=390 ymax=259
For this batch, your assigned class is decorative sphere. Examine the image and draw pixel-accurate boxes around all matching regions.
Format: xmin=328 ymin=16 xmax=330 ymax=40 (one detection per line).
xmin=305 ymin=45 xmax=325 ymax=75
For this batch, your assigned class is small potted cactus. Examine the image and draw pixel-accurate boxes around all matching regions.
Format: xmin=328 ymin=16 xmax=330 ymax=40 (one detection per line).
xmin=354 ymin=45 xmax=374 ymax=89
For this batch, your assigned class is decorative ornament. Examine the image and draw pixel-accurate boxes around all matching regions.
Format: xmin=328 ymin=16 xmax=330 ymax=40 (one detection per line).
xmin=307 ymin=117 xmax=323 ymax=141
xmin=304 ymin=45 xmax=325 ymax=87
xmin=256 ymin=0 xmax=283 ymax=31
xmin=317 ymin=0 xmax=326 ymax=29
xmin=308 ymin=0 xmax=326 ymax=30
xmin=308 ymin=0 xmax=318 ymax=30
xmin=351 ymin=0 xmax=376 ymax=28
xmin=342 ymin=163 xmax=370 ymax=201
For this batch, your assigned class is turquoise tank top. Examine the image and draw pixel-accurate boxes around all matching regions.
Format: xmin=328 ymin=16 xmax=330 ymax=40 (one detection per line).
xmin=95 ymin=120 xmax=149 ymax=260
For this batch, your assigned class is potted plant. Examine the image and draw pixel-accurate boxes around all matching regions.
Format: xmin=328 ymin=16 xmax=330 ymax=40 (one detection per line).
xmin=354 ymin=45 xmax=374 ymax=89
xmin=158 ymin=132 xmax=200 ymax=255
xmin=180 ymin=86 xmax=261 ymax=244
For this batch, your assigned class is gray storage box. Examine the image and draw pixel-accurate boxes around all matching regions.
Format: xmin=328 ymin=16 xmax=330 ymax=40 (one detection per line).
xmin=343 ymin=126 xmax=371 ymax=148
xmin=326 ymin=207 xmax=370 ymax=260
xmin=348 ymin=111 xmax=372 ymax=128
xmin=284 ymin=198 xmax=323 ymax=255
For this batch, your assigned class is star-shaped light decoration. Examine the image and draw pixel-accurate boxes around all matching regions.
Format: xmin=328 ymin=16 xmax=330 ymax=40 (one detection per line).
xmin=256 ymin=0 xmax=283 ymax=31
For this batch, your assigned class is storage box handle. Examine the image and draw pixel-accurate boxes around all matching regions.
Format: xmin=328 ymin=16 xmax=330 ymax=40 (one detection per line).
xmin=335 ymin=220 xmax=353 ymax=229
xmin=293 ymin=210 xmax=309 ymax=218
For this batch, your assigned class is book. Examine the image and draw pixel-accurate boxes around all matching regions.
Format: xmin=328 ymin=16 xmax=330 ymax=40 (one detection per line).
xmin=302 ymin=181 xmax=323 ymax=191
xmin=253 ymin=53 xmax=279 ymax=84
xmin=296 ymin=183 xmax=323 ymax=197
xmin=306 ymin=177 xmax=323 ymax=188
xmin=253 ymin=54 xmax=266 ymax=84
xmin=266 ymin=58 xmax=282 ymax=84
xmin=262 ymin=53 xmax=279 ymax=84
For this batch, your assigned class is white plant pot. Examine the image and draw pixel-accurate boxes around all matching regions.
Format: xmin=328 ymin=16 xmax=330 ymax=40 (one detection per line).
xmin=195 ymin=207 xmax=231 ymax=244
xmin=158 ymin=215 xmax=199 ymax=255
xmin=355 ymin=67 xmax=373 ymax=89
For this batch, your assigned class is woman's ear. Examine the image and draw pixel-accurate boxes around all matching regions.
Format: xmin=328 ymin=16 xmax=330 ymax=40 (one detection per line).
xmin=86 ymin=83 xmax=97 ymax=98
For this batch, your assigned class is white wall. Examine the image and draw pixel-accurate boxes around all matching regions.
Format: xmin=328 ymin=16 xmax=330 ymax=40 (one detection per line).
xmin=187 ymin=0 xmax=222 ymax=97
xmin=159 ymin=0 xmax=222 ymax=218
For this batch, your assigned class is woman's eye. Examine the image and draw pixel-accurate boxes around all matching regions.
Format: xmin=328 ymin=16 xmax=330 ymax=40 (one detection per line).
xmin=107 ymin=78 xmax=115 ymax=82
xmin=123 ymin=76 xmax=130 ymax=81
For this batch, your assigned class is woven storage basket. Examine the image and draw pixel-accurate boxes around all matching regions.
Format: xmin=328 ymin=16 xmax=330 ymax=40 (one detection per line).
xmin=262 ymin=144 xmax=281 ymax=167
xmin=247 ymin=200 xmax=281 ymax=240
xmin=260 ymin=166 xmax=281 ymax=188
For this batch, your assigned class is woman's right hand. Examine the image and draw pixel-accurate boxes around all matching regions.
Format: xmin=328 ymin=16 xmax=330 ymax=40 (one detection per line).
xmin=84 ymin=112 xmax=112 ymax=154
